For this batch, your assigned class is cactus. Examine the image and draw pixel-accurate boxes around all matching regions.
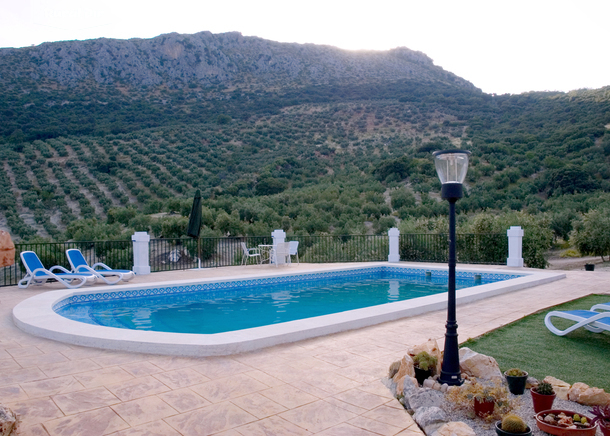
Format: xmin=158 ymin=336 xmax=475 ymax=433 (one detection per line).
xmin=501 ymin=414 xmax=528 ymax=433
xmin=535 ymin=381 xmax=555 ymax=395
xmin=413 ymin=351 xmax=437 ymax=372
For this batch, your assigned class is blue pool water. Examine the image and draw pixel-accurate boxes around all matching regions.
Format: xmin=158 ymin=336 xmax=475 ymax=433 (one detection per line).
xmin=56 ymin=268 xmax=516 ymax=334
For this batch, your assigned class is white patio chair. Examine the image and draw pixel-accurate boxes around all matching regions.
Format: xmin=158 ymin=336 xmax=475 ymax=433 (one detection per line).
xmin=271 ymin=242 xmax=291 ymax=267
xmin=241 ymin=242 xmax=261 ymax=265
xmin=288 ymin=241 xmax=299 ymax=264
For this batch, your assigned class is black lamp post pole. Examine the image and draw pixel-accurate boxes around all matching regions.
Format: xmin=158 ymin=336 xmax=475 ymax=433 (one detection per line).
xmin=439 ymin=196 xmax=462 ymax=385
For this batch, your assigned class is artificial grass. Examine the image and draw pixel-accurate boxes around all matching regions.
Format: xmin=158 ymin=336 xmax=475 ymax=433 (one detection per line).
xmin=461 ymin=294 xmax=610 ymax=391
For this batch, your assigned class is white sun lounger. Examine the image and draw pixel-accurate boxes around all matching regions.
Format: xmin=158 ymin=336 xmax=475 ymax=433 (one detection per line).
xmin=544 ymin=309 xmax=610 ymax=336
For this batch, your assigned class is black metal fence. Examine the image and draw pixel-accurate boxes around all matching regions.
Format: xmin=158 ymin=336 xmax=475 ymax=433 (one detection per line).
xmin=400 ymin=233 xmax=507 ymax=264
xmin=1 ymin=233 xmax=506 ymax=287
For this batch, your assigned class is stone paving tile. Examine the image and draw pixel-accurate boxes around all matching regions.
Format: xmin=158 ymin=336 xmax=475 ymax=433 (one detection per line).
xmin=111 ymin=420 xmax=183 ymax=436
xmin=73 ymin=366 xmax=134 ymax=388
xmin=0 ymin=367 xmax=48 ymax=387
xmin=332 ymin=388 xmax=390 ymax=410
xmin=39 ymin=359 xmax=102 ymax=378
xmin=279 ymin=399 xmax=359 ymax=433
xmin=59 ymin=346 xmax=107 ymax=361
xmin=362 ymin=404 xmax=416 ymax=429
xmin=6 ymin=397 xmax=64 ymax=426
xmin=14 ymin=352 xmax=70 ymax=368
xmin=0 ymin=358 xmax=21 ymax=371
xmin=298 ymin=369 xmax=362 ymax=395
xmin=5 ymin=346 xmax=43 ymax=359
xmin=164 ymin=401 xmax=257 ymax=436
xmin=243 ymin=369 xmax=285 ymax=388
xmin=234 ymin=415 xmax=312 ymax=436
xmin=259 ymin=384 xmax=319 ymax=409
xmin=315 ymin=350 xmax=369 ymax=368
xmin=52 ymin=386 xmax=121 ymax=415
xmin=323 ymin=396 xmax=368 ymax=415
xmin=152 ymin=367 xmax=210 ymax=389
xmin=0 ymin=384 xmax=29 ymax=403
xmin=20 ymin=375 xmax=85 ymax=398
xmin=12 ymin=423 xmax=49 ymax=436
xmin=314 ymin=422 xmax=383 ymax=435
xmin=348 ymin=415 xmax=404 ymax=435
xmin=230 ymin=392 xmax=288 ymax=419
xmin=158 ymin=387 xmax=211 ymax=413
xmin=43 ymin=407 xmax=129 ymax=436
xmin=190 ymin=372 xmax=269 ymax=403
xmin=120 ymin=360 xmax=164 ymax=377
xmin=191 ymin=357 xmax=252 ymax=379
xmin=111 ymin=395 xmax=178 ymax=427
xmin=146 ymin=355 xmax=202 ymax=371
xmin=106 ymin=375 xmax=170 ymax=402
xmin=90 ymin=352 xmax=148 ymax=368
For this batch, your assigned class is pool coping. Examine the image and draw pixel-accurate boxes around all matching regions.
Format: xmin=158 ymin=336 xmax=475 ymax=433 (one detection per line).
xmin=12 ymin=262 xmax=565 ymax=356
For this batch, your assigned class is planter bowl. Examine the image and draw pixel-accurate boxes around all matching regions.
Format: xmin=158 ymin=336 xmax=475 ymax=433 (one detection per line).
xmin=495 ymin=421 xmax=532 ymax=436
xmin=535 ymin=410 xmax=597 ymax=436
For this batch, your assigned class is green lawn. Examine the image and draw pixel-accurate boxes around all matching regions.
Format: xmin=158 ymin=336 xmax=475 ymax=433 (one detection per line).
xmin=461 ymin=294 xmax=610 ymax=391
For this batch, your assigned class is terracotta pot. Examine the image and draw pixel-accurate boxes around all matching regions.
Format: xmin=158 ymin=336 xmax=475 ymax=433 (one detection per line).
xmin=474 ymin=397 xmax=495 ymax=418
xmin=531 ymin=388 xmax=556 ymax=413
xmin=600 ymin=421 xmax=610 ymax=436
xmin=505 ymin=371 xmax=528 ymax=395
xmin=495 ymin=421 xmax=532 ymax=436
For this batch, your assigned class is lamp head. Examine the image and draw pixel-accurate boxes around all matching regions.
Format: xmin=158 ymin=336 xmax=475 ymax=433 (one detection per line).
xmin=432 ymin=150 xmax=471 ymax=200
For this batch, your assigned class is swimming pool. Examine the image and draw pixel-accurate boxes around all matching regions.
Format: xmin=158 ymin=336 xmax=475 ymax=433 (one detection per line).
xmin=13 ymin=263 xmax=565 ymax=356
xmin=55 ymin=267 xmax=505 ymax=334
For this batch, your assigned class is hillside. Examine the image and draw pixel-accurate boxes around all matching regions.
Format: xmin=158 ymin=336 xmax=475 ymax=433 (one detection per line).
xmin=0 ymin=31 xmax=609 ymax=245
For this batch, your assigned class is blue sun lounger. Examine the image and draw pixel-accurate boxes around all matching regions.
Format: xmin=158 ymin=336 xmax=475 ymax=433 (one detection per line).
xmin=66 ymin=249 xmax=135 ymax=284
xmin=19 ymin=251 xmax=96 ymax=289
xmin=591 ymin=302 xmax=610 ymax=312
xmin=544 ymin=309 xmax=610 ymax=336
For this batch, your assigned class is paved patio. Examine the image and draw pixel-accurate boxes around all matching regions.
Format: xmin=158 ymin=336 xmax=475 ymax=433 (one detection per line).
xmin=1 ymin=263 xmax=608 ymax=436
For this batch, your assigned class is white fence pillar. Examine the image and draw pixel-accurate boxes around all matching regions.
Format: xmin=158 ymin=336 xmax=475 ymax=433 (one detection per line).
xmin=272 ymin=229 xmax=287 ymax=265
xmin=132 ymin=231 xmax=151 ymax=275
xmin=507 ymin=226 xmax=524 ymax=267
xmin=388 ymin=227 xmax=400 ymax=263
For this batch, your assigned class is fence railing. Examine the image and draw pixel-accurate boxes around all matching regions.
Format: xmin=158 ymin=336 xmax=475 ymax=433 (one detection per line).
xmin=1 ymin=233 xmax=506 ymax=287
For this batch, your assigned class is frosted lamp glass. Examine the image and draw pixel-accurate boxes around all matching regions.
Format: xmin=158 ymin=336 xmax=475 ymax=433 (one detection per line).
xmin=433 ymin=150 xmax=470 ymax=184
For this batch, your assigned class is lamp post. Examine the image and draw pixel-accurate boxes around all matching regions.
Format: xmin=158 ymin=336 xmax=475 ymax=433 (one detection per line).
xmin=432 ymin=149 xmax=471 ymax=386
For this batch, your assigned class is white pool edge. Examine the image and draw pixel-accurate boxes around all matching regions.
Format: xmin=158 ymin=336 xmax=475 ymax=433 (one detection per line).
xmin=12 ymin=262 xmax=565 ymax=357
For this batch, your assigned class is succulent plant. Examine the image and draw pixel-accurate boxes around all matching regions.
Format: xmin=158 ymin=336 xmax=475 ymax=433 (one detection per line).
xmin=413 ymin=351 xmax=438 ymax=372
xmin=534 ymin=381 xmax=555 ymax=395
xmin=502 ymin=413 xmax=528 ymax=433
xmin=505 ymin=368 xmax=526 ymax=377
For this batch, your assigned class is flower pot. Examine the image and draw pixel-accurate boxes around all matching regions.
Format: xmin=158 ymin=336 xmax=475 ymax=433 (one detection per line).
xmin=505 ymin=371 xmax=528 ymax=395
xmin=474 ymin=397 xmax=495 ymax=418
xmin=600 ymin=421 xmax=610 ymax=436
xmin=414 ymin=366 xmax=432 ymax=385
xmin=585 ymin=264 xmax=595 ymax=271
xmin=531 ymin=388 xmax=556 ymax=413
xmin=495 ymin=421 xmax=532 ymax=436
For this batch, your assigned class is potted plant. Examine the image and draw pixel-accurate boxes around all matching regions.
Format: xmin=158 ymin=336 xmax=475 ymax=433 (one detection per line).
xmin=590 ymin=405 xmax=610 ymax=436
xmin=531 ymin=381 xmax=556 ymax=413
xmin=504 ymin=368 xmax=528 ymax=395
xmin=474 ymin=387 xmax=497 ymax=418
xmin=412 ymin=351 xmax=437 ymax=385
xmin=495 ymin=413 xmax=532 ymax=436
xmin=585 ymin=263 xmax=595 ymax=271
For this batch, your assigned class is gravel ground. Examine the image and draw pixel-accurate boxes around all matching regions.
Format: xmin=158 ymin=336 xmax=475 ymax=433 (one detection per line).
xmin=440 ymin=392 xmax=601 ymax=435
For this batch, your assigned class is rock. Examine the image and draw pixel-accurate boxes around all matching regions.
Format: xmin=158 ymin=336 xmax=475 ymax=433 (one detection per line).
xmin=409 ymin=388 xmax=445 ymax=412
xmin=413 ymin=406 xmax=447 ymax=435
xmin=389 ymin=360 xmax=402 ymax=379
xmin=432 ymin=421 xmax=476 ymax=436
xmin=568 ymin=382 xmax=610 ymax=406
xmin=544 ymin=376 xmax=571 ymax=401
xmin=409 ymin=339 xmax=442 ymax=376
xmin=423 ymin=379 xmax=436 ymax=389
xmin=458 ymin=347 xmax=502 ymax=380
xmin=393 ymin=355 xmax=416 ymax=381
xmin=0 ymin=405 xmax=18 ymax=436
xmin=401 ymin=376 xmax=419 ymax=409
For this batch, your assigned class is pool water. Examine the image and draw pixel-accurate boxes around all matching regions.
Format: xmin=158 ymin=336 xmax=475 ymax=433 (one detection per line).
xmin=57 ymin=271 xmax=497 ymax=334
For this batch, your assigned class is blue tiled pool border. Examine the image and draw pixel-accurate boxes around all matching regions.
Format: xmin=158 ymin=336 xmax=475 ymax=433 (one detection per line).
xmin=52 ymin=266 xmax=522 ymax=312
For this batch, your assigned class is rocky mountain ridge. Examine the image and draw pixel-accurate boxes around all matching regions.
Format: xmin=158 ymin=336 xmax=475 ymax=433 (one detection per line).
xmin=0 ymin=31 xmax=477 ymax=91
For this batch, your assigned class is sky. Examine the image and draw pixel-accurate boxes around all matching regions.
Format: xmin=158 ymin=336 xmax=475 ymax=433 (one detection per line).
xmin=0 ymin=0 xmax=608 ymax=95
